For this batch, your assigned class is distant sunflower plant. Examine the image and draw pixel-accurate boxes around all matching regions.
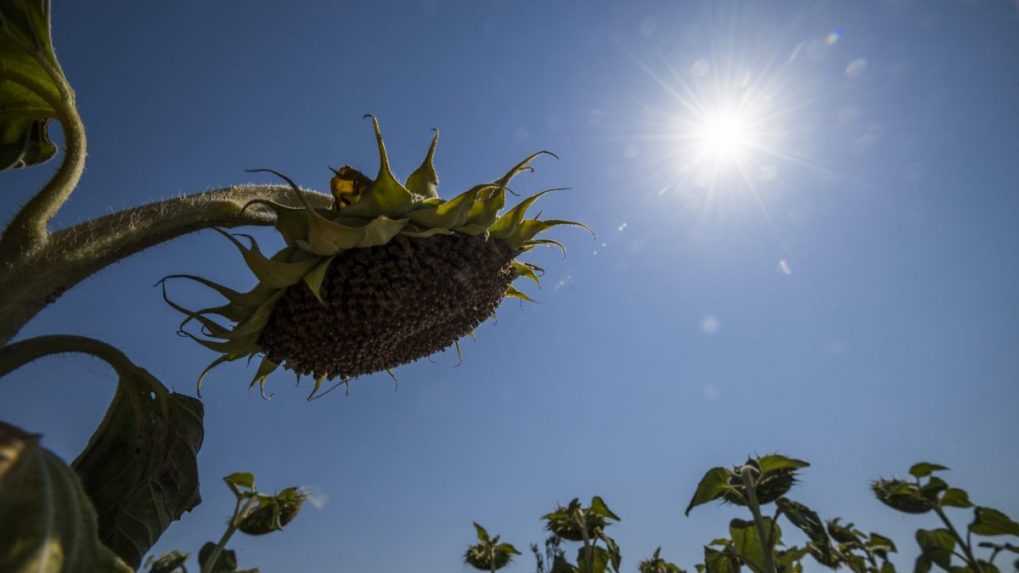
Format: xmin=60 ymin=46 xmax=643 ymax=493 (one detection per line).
xmin=161 ymin=115 xmax=588 ymax=399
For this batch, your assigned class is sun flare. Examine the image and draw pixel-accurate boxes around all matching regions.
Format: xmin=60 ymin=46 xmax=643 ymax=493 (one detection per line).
xmin=694 ymin=107 xmax=757 ymax=165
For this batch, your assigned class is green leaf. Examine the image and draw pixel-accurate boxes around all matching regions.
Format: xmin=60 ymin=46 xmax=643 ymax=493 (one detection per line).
xmin=880 ymin=559 xmax=896 ymax=573
xmin=199 ymin=542 xmax=239 ymax=573
xmin=0 ymin=421 xmax=132 ymax=573
xmin=910 ymin=463 xmax=949 ymax=479
xmin=868 ymin=532 xmax=898 ymax=554
xmin=757 ymin=455 xmax=810 ymax=477
xmin=638 ymin=547 xmax=685 ymax=573
xmin=71 ymin=359 xmax=204 ymax=568
xmin=405 ymin=128 xmax=440 ymax=198
xmin=224 ymin=472 xmax=256 ymax=496
xmin=603 ymin=534 xmax=623 ymax=572
xmin=940 ymin=489 xmax=973 ymax=509
xmin=774 ymin=546 xmax=809 ymax=573
xmin=915 ymin=554 xmax=933 ymax=573
xmin=473 ymin=522 xmax=491 ymax=543
xmin=704 ymin=547 xmax=739 ymax=573
xmin=685 ymin=467 xmax=734 ymax=515
xmin=0 ymin=0 xmax=64 ymax=172
xmin=922 ymin=477 xmax=950 ymax=501
xmin=145 ymin=550 xmax=188 ymax=573
xmin=731 ymin=517 xmax=782 ymax=573
xmin=915 ymin=528 xmax=956 ymax=571
xmin=590 ymin=496 xmax=621 ymax=521
xmin=578 ymin=546 xmax=610 ymax=573
xmin=970 ymin=507 xmax=1019 ymax=537
xmin=777 ymin=498 xmax=831 ymax=551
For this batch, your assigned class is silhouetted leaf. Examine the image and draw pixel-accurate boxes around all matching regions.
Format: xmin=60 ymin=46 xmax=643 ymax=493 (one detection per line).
xmin=868 ymin=532 xmax=899 ymax=560
xmin=199 ymin=542 xmax=237 ymax=573
xmin=775 ymin=546 xmax=809 ymax=573
xmin=970 ymin=508 xmax=1019 ymax=537
xmin=909 ymin=463 xmax=949 ymax=479
xmin=777 ymin=498 xmax=830 ymax=551
xmin=223 ymin=472 xmax=255 ymax=497
xmin=590 ymin=496 xmax=621 ymax=521
xmin=757 ymin=455 xmax=810 ymax=476
xmin=0 ymin=0 xmax=63 ymax=171
xmin=827 ymin=518 xmax=863 ymax=545
xmin=146 ymin=550 xmax=188 ymax=573
xmin=915 ymin=528 xmax=956 ymax=570
xmin=686 ymin=467 xmax=733 ymax=515
xmin=71 ymin=359 xmax=204 ymax=568
xmin=940 ymin=489 xmax=973 ymax=509
xmin=639 ymin=547 xmax=685 ymax=573
xmin=0 ymin=421 xmax=131 ymax=573
xmin=922 ymin=477 xmax=949 ymax=501
xmin=704 ymin=547 xmax=739 ymax=573
xmin=731 ymin=517 xmax=782 ymax=573
xmin=578 ymin=546 xmax=610 ymax=573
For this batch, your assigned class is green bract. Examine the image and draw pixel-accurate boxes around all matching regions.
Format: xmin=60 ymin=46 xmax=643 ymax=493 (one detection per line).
xmin=164 ymin=116 xmax=586 ymax=398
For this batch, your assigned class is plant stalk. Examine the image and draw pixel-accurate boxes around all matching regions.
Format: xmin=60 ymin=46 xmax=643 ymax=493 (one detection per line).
xmin=741 ymin=466 xmax=778 ymax=573
xmin=202 ymin=496 xmax=255 ymax=573
xmin=934 ymin=505 xmax=982 ymax=573
xmin=0 ymin=54 xmax=86 ymax=258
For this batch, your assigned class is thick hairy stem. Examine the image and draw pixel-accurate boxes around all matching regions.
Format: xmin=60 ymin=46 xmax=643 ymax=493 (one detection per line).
xmin=0 ymin=334 xmax=133 ymax=378
xmin=0 ymin=185 xmax=331 ymax=346
xmin=0 ymin=55 xmax=87 ymax=257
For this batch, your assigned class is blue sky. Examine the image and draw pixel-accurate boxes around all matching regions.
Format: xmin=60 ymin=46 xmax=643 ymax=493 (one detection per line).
xmin=2 ymin=1 xmax=1018 ymax=571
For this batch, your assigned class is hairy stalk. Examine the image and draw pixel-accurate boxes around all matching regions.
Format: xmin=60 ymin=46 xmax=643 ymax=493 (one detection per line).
xmin=0 ymin=52 xmax=86 ymax=257
xmin=0 ymin=185 xmax=331 ymax=346
xmin=741 ymin=466 xmax=778 ymax=573
xmin=0 ymin=333 xmax=137 ymax=378
xmin=933 ymin=505 xmax=982 ymax=573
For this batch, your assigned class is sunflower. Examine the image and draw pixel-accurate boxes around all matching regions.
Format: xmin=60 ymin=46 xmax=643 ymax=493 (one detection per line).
xmin=162 ymin=116 xmax=586 ymax=398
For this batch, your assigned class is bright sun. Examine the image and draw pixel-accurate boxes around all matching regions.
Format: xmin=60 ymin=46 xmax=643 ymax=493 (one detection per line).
xmin=693 ymin=107 xmax=756 ymax=165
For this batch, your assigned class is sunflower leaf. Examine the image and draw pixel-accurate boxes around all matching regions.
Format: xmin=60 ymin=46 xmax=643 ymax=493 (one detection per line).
xmin=0 ymin=421 xmax=133 ymax=572
xmin=0 ymin=0 xmax=63 ymax=172
xmin=71 ymin=354 xmax=204 ymax=568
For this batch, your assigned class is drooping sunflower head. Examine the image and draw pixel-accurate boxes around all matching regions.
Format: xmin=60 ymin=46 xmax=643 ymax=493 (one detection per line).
xmin=163 ymin=116 xmax=587 ymax=399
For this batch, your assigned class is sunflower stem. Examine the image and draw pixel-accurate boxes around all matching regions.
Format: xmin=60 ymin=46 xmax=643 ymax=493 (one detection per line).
xmin=202 ymin=496 xmax=257 ymax=573
xmin=0 ymin=41 xmax=86 ymax=259
xmin=934 ymin=505 xmax=982 ymax=573
xmin=741 ymin=465 xmax=778 ymax=573
xmin=0 ymin=185 xmax=331 ymax=346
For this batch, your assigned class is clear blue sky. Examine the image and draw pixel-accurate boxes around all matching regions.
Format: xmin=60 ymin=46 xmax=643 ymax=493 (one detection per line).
xmin=2 ymin=1 xmax=1018 ymax=571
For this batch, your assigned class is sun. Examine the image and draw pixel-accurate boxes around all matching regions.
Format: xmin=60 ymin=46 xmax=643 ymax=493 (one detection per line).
xmin=692 ymin=105 xmax=757 ymax=166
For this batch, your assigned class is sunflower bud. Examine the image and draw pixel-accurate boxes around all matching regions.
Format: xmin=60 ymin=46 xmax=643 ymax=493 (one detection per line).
xmin=237 ymin=487 xmax=306 ymax=536
xmin=871 ymin=479 xmax=934 ymax=514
